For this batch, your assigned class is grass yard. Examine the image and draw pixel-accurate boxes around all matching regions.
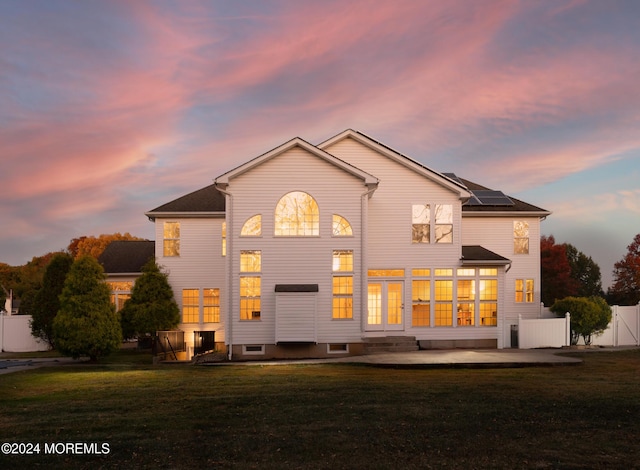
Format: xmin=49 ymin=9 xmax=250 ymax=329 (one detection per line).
xmin=0 ymin=349 xmax=639 ymax=469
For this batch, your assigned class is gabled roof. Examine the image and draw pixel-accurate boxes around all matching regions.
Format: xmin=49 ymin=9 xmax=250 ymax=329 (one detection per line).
xmin=319 ymin=129 xmax=471 ymax=199
xmin=215 ymin=136 xmax=378 ymax=188
xmin=145 ymin=184 xmax=225 ymax=220
xmin=98 ymin=240 xmax=155 ymax=274
xmin=461 ymin=246 xmax=511 ymax=266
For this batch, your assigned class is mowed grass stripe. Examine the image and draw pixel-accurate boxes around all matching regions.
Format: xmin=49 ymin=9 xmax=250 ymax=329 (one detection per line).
xmin=0 ymin=349 xmax=638 ymax=469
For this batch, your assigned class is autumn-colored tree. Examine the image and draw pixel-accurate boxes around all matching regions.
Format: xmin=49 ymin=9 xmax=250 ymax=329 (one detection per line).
xmin=607 ymin=233 xmax=640 ymax=306
xmin=68 ymin=233 xmax=146 ymax=259
xmin=0 ymin=253 xmax=57 ymax=313
xmin=30 ymin=253 xmax=74 ymax=347
xmin=53 ymin=256 xmax=122 ymax=361
xmin=541 ymin=235 xmax=579 ymax=306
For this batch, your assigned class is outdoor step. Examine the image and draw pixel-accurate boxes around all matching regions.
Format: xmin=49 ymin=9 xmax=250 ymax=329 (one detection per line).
xmin=362 ymin=336 xmax=419 ymax=354
xmin=363 ymin=336 xmax=417 ymax=344
xmin=364 ymin=345 xmax=420 ymax=354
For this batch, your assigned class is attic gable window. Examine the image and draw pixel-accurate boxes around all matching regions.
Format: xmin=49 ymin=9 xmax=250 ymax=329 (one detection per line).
xmin=332 ymin=214 xmax=353 ymax=236
xmin=163 ymin=222 xmax=180 ymax=256
xmin=241 ymin=215 xmax=262 ymax=236
xmin=274 ymin=191 xmax=319 ymax=236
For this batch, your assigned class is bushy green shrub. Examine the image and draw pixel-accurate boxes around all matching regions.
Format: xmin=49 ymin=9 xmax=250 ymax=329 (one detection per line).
xmin=550 ymin=296 xmax=612 ymax=345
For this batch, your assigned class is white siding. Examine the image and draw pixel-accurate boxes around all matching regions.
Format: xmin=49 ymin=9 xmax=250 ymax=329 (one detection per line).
xmin=226 ymin=146 xmax=365 ymax=346
xmin=325 ymin=138 xmax=501 ymax=344
xmin=326 ymin=137 xmax=463 ymax=269
xmin=275 ymin=293 xmax=317 ymax=342
xmin=462 ymin=216 xmax=543 ymax=320
xmin=154 ymin=217 xmax=226 ymax=348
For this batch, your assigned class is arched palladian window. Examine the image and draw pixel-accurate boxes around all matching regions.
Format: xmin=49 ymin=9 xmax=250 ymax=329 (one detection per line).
xmin=274 ymin=191 xmax=319 ymax=236
xmin=332 ymin=214 xmax=353 ymax=236
xmin=241 ymin=215 xmax=262 ymax=236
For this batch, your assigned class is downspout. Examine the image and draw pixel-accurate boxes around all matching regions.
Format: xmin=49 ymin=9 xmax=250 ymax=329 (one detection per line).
xmin=361 ymin=184 xmax=377 ymax=335
xmin=216 ymin=184 xmax=234 ymax=361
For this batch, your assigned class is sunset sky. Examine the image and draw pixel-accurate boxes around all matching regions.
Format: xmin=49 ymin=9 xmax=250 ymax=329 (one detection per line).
xmin=1 ymin=0 xmax=638 ymax=288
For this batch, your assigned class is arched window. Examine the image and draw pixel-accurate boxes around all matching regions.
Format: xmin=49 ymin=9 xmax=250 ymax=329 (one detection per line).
xmin=274 ymin=191 xmax=319 ymax=236
xmin=241 ymin=215 xmax=262 ymax=236
xmin=332 ymin=214 xmax=353 ymax=236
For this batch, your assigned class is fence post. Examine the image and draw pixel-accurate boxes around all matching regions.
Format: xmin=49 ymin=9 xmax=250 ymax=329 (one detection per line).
xmin=612 ymin=305 xmax=618 ymax=347
xmin=565 ymin=312 xmax=571 ymax=346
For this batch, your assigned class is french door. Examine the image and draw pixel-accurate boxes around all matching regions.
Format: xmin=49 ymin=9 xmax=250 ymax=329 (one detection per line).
xmin=367 ymin=281 xmax=404 ymax=331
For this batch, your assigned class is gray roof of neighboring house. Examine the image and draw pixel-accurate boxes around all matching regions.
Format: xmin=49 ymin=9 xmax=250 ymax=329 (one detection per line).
xmin=146 ymin=184 xmax=225 ymax=220
xmin=98 ymin=240 xmax=155 ymax=274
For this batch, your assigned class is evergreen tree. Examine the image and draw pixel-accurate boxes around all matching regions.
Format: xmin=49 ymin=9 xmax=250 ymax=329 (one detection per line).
xmin=30 ymin=253 xmax=73 ymax=347
xmin=119 ymin=259 xmax=180 ymax=339
xmin=608 ymin=233 xmax=640 ymax=305
xmin=53 ymin=256 xmax=122 ymax=361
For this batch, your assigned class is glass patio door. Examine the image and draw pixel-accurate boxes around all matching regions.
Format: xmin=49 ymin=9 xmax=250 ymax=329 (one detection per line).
xmin=367 ymin=281 xmax=404 ymax=331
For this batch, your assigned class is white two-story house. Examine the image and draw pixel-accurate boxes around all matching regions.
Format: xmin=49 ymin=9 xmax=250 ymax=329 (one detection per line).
xmin=145 ymin=129 xmax=550 ymax=360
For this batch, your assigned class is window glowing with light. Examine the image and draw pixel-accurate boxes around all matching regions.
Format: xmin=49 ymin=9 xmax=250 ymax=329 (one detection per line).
xmin=204 ymin=288 xmax=220 ymax=323
xmin=241 ymin=215 xmax=262 ymax=236
xmin=514 ymin=221 xmax=530 ymax=254
xmin=274 ymin=191 xmax=319 ymax=236
xmin=332 ymin=214 xmax=353 ymax=236
xmin=182 ymin=289 xmax=199 ymax=323
xmin=163 ymin=222 xmax=180 ymax=256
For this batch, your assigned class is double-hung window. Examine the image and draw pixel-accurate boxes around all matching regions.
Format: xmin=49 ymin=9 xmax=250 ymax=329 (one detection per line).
xmin=332 ymin=250 xmax=353 ymax=319
xmin=164 ymin=222 xmax=180 ymax=256
xmin=240 ymin=251 xmax=261 ymax=320
xmin=514 ymin=221 xmax=529 ymax=254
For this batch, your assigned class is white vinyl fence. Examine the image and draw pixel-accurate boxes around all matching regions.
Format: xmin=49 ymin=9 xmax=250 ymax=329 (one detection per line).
xmin=0 ymin=314 xmax=50 ymax=352
xmin=519 ymin=304 xmax=640 ymax=349
xmin=518 ymin=313 xmax=571 ymax=349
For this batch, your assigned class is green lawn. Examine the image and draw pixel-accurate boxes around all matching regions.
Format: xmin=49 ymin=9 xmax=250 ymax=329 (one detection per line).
xmin=1 ymin=349 xmax=639 ymax=469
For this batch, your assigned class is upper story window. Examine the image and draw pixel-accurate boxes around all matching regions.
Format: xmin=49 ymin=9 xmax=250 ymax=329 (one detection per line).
xmin=412 ymin=204 xmax=430 ymax=243
xmin=240 ymin=250 xmax=262 ymax=272
xmin=333 ymin=250 xmax=353 ymax=272
xmin=435 ymin=204 xmax=453 ymax=243
xmin=275 ymin=191 xmax=319 ymax=236
xmin=412 ymin=204 xmax=453 ymax=243
xmin=332 ymin=214 xmax=353 ymax=236
xmin=514 ymin=221 xmax=529 ymax=254
xmin=163 ymin=222 xmax=180 ymax=256
xmin=241 ymin=215 xmax=262 ymax=236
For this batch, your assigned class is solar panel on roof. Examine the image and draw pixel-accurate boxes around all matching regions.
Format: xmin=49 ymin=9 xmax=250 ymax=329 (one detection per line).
xmin=465 ymin=194 xmax=483 ymax=205
xmin=468 ymin=190 xmax=514 ymax=206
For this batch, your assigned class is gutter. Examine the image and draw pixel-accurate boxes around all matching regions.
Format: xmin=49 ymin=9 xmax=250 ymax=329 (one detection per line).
xmin=361 ymin=183 xmax=378 ymax=334
xmin=214 ymin=183 xmax=234 ymax=361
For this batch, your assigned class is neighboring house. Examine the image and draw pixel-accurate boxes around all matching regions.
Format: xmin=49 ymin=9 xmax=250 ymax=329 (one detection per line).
xmin=99 ymin=240 xmax=155 ymax=311
xmin=145 ymin=129 xmax=550 ymax=360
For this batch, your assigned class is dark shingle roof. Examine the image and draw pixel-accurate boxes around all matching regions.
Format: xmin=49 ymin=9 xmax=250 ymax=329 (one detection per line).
xmin=275 ymin=284 xmax=319 ymax=292
xmin=146 ymin=184 xmax=225 ymax=219
xmin=461 ymin=245 xmax=511 ymax=265
xmin=98 ymin=240 xmax=155 ymax=274
xmin=457 ymin=177 xmax=550 ymax=214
